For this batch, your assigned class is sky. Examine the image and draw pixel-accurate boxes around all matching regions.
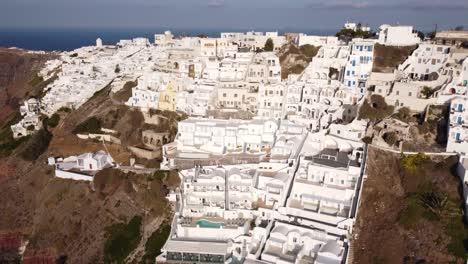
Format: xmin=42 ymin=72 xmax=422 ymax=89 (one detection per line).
xmin=1 ymin=0 xmax=467 ymax=32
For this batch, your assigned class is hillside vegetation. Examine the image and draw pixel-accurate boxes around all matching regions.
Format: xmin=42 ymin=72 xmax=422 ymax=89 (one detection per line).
xmin=0 ymin=49 xmax=181 ymax=263
xmin=278 ymin=44 xmax=320 ymax=79
xmin=352 ymin=148 xmax=468 ymax=263
xmin=372 ymin=44 xmax=417 ymax=73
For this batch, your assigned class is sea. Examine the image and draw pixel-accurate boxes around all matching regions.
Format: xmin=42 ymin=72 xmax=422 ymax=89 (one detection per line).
xmin=0 ymin=27 xmax=337 ymax=52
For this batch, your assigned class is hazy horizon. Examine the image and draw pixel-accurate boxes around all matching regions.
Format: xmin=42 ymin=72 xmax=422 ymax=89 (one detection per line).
xmin=1 ymin=0 xmax=467 ymax=32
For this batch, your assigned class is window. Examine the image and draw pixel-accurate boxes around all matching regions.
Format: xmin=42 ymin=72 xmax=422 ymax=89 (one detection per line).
xmin=223 ymin=93 xmax=227 ymax=97
xmin=408 ymin=92 xmax=412 ymax=96
xmin=396 ymin=91 xmax=399 ymax=95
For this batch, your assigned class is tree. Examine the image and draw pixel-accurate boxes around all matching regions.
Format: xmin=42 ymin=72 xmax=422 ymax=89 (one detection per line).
xmin=383 ymin=131 xmax=398 ymax=146
xmin=426 ymin=31 xmax=436 ymax=39
xmin=420 ymin=86 xmax=434 ymax=99
xmin=114 ymin=64 xmax=121 ymax=74
xmin=264 ymin=38 xmax=274 ymax=52
xmin=197 ymin=34 xmax=208 ymax=38
xmin=454 ymin=26 xmax=464 ymax=31
xmin=416 ymin=31 xmax=425 ymax=40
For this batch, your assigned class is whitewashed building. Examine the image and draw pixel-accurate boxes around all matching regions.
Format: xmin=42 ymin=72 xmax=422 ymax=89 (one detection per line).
xmin=398 ymin=44 xmax=451 ymax=81
xmin=447 ymin=97 xmax=468 ymax=153
xmin=377 ymin=25 xmax=421 ymax=46
xmin=344 ymin=39 xmax=375 ymax=95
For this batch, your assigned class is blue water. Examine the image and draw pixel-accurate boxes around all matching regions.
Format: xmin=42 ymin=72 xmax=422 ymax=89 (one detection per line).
xmin=196 ymin=219 xmax=225 ymax=228
xmin=0 ymin=27 xmax=336 ymax=52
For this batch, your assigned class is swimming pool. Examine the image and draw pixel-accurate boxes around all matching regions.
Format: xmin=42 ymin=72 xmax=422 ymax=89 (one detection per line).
xmin=196 ymin=219 xmax=225 ymax=228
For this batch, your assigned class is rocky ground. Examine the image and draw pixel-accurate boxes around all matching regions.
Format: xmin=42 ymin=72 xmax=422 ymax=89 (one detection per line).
xmin=278 ymin=44 xmax=320 ymax=79
xmin=0 ymin=48 xmax=58 ymax=124
xmin=0 ymin=49 xmax=180 ymax=263
xmin=352 ymin=147 xmax=468 ymax=263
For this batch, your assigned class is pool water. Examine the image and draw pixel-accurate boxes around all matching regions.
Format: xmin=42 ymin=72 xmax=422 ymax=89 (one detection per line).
xmin=196 ymin=219 xmax=225 ymax=228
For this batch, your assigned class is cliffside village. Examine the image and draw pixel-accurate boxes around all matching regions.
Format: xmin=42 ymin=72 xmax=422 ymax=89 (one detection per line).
xmin=10 ymin=22 xmax=468 ymax=263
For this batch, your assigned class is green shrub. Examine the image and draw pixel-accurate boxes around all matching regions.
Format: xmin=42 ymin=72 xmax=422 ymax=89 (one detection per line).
xmin=383 ymin=131 xmax=398 ymax=146
xmin=46 ymin=114 xmax=60 ymax=128
xmin=362 ymin=136 xmax=373 ymax=144
xmin=393 ymin=107 xmax=414 ymax=123
xmin=420 ymin=86 xmax=434 ymax=99
xmin=28 ymin=74 xmax=44 ymax=87
xmin=400 ymin=153 xmax=430 ymax=171
xmin=104 ymin=216 xmax=142 ymax=263
xmin=73 ymin=117 xmax=102 ymax=134
xmin=0 ymin=136 xmax=30 ymax=157
xmin=58 ymin=107 xmax=72 ymax=113
xmin=20 ymin=129 xmax=52 ymax=161
xmin=141 ymin=223 xmax=171 ymax=262
xmin=264 ymin=38 xmax=274 ymax=52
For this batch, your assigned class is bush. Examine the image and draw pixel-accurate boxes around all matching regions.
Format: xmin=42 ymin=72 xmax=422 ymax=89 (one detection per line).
xmin=358 ymin=95 xmax=394 ymax=122
xmin=28 ymin=74 xmax=44 ymax=87
xmin=400 ymin=153 xmax=430 ymax=171
xmin=393 ymin=107 xmax=413 ymax=123
xmin=362 ymin=136 xmax=373 ymax=144
xmin=141 ymin=223 xmax=171 ymax=262
xmin=264 ymin=38 xmax=274 ymax=52
xmin=335 ymin=28 xmax=374 ymax=41
xmin=398 ymin=196 xmax=424 ymax=229
xmin=73 ymin=117 xmax=102 ymax=134
xmin=420 ymin=86 xmax=434 ymax=99
xmin=58 ymin=107 xmax=72 ymax=113
xmin=20 ymin=129 xmax=53 ymax=161
xmin=70 ymin=53 xmax=78 ymax=58
xmin=46 ymin=114 xmax=60 ymax=128
xmin=383 ymin=131 xmax=398 ymax=146
xmin=104 ymin=216 xmax=142 ymax=263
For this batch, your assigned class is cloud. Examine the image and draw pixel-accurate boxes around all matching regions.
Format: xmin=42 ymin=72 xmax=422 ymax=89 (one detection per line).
xmin=207 ymin=0 xmax=225 ymax=7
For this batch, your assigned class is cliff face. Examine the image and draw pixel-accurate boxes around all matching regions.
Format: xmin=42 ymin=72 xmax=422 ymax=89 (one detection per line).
xmin=0 ymin=49 xmax=177 ymax=263
xmin=0 ymin=48 xmax=56 ymax=123
xmin=352 ymin=148 xmax=467 ymax=263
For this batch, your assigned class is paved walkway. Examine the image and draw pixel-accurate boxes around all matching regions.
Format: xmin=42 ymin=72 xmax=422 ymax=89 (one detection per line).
xmin=369 ymin=144 xmax=457 ymax=156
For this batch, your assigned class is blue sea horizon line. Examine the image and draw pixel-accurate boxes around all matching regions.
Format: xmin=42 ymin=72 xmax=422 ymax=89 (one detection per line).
xmin=0 ymin=27 xmax=338 ymax=52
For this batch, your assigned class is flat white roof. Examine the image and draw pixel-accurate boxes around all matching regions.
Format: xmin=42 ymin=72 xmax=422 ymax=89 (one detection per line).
xmin=164 ymin=240 xmax=228 ymax=255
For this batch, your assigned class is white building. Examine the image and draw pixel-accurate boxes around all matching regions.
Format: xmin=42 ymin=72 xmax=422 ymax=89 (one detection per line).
xmin=286 ymin=148 xmax=362 ymax=225
xmin=11 ymin=98 xmax=42 ymax=138
xmin=344 ymin=39 xmax=375 ymax=95
xmin=216 ymin=81 xmax=258 ymax=112
xmin=257 ymin=83 xmax=287 ymax=119
xmin=344 ymin=22 xmax=370 ymax=32
xmin=261 ymin=222 xmax=346 ymax=264
xmin=447 ymin=97 xmax=468 ymax=153
xmin=220 ymin=31 xmax=286 ymax=52
xmin=297 ymin=35 xmax=339 ymax=47
xmin=377 ymin=25 xmax=421 ymax=46
xmin=398 ymin=43 xmax=451 ymax=81
xmin=51 ymin=151 xmax=114 ymax=181
xmin=155 ymin=31 xmax=174 ymax=46
xmin=96 ymin=38 xmax=103 ymax=47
